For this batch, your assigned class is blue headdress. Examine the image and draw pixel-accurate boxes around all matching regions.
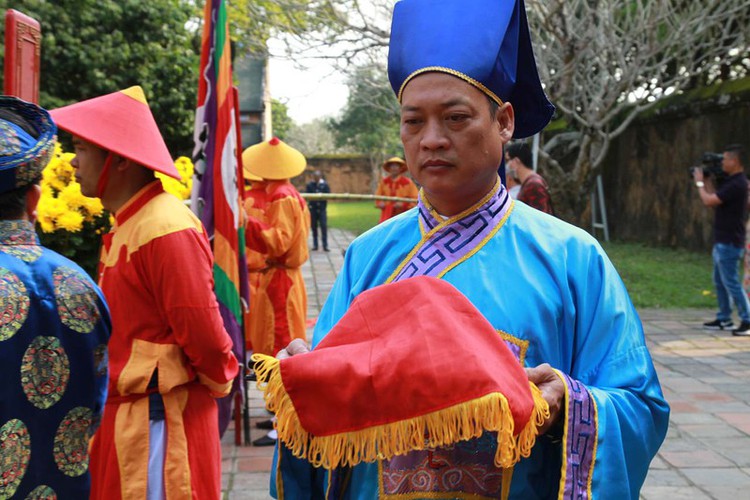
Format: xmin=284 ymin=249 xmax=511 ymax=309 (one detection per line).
xmin=387 ymin=0 xmax=554 ymax=138
xmin=0 ymin=96 xmax=57 ymax=193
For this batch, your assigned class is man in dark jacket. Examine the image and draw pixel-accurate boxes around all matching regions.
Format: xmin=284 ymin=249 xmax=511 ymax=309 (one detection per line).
xmin=305 ymin=170 xmax=330 ymax=251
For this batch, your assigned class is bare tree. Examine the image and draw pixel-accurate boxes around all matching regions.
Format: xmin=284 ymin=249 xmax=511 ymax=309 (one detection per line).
xmin=252 ymin=0 xmax=750 ymax=224
xmin=286 ymin=118 xmax=349 ymax=156
xmin=527 ymin=0 xmax=750 ymax=223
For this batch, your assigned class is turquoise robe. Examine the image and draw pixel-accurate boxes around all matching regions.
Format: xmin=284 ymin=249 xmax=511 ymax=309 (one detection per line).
xmin=0 ymin=220 xmax=111 ymax=499
xmin=271 ymin=182 xmax=669 ymax=499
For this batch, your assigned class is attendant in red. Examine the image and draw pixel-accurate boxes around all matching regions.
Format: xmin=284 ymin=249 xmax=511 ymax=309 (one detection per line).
xmin=505 ymin=142 xmax=554 ymax=215
xmin=375 ymin=157 xmax=419 ymax=222
xmin=50 ymin=87 xmax=239 ymax=500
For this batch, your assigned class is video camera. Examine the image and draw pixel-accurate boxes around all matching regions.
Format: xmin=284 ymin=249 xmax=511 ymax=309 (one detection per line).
xmin=689 ymin=152 xmax=726 ymax=185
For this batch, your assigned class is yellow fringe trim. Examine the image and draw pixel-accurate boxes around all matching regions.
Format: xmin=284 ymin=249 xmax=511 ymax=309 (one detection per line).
xmin=252 ymin=354 xmax=551 ymax=470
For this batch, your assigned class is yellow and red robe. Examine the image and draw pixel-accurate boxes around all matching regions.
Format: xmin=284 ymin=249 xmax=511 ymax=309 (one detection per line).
xmin=243 ymin=180 xmax=268 ymax=351
xmin=89 ymin=181 xmax=239 ymax=500
xmin=245 ymin=180 xmax=310 ymax=356
xmin=375 ymin=174 xmax=419 ymax=222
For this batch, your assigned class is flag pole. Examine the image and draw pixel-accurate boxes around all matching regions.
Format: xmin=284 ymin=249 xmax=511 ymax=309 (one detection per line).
xmin=232 ymin=85 xmax=252 ymax=446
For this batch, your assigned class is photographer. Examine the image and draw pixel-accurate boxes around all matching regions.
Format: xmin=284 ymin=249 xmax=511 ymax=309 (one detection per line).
xmin=693 ymin=144 xmax=750 ymax=336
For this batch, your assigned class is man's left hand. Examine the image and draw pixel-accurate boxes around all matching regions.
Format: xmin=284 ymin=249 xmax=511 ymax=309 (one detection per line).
xmin=525 ymin=363 xmax=565 ymax=435
xmin=692 ymin=167 xmax=704 ymax=183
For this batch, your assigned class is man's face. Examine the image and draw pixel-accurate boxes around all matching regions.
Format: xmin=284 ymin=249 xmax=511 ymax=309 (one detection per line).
xmin=400 ymin=72 xmax=512 ymax=215
xmin=722 ymin=151 xmax=739 ymax=173
xmin=71 ymin=137 xmax=108 ymax=198
xmin=386 ymin=163 xmax=403 ymax=176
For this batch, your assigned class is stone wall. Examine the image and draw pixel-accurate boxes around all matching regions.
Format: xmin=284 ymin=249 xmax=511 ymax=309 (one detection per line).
xmin=602 ymin=82 xmax=750 ymax=250
xmin=290 ymin=155 xmax=383 ymax=194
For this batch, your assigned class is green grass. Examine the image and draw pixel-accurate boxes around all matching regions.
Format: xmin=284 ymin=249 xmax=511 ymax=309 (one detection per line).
xmin=328 ymin=201 xmax=380 ymax=235
xmin=327 ymin=203 xmax=718 ymax=309
xmin=602 ymin=242 xmax=715 ymax=309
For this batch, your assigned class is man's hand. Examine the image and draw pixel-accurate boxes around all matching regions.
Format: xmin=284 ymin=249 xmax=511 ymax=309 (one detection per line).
xmin=525 ymin=363 xmax=565 ymax=435
xmin=692 ymin=167 xmax=704 ymax=183
xmin=277 ymin=338 xmax=310 ymax=360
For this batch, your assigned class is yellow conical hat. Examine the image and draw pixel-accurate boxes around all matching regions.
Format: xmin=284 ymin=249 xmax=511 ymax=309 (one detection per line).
xmin=242 ymin=137 xmax=306 ymax=180
xmin=243 ymin=168 xmax=263 ymax=181
xmin=382 ymin=156 xmax=407 ymax=174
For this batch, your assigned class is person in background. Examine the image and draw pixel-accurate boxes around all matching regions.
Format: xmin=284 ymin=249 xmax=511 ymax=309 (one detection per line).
xmin=270 ymin=0 xmax=668 ymax=497
xmin=694 ymin=144 xmax=750 ymax=336
xmin=506 ymin=163 xmax=521 ymax=198
xmin=505 ymin=141 xmax=554 ymax=214
xmin=242 ymin=167 xmax=268 ymax=356
xmin=375 ymin=156 xmax=418 ymax=222
xmin=305 ymin=169 xmax=330 ymax=251
xmin=51 ymin=86 xmax=239 ymax=500
xmin=0 ymin=96 xmax=111 ymax=500
xmin=243 ymin=137 xmax=311 ymax=446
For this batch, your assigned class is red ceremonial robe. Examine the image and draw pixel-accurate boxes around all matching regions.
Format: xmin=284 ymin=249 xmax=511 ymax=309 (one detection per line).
xmin=89 ymin=181 xmax=239 ymax=500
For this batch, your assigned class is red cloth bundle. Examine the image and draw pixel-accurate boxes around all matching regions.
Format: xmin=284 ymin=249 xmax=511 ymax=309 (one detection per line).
xmin=252 ymin=276 xmax=548 ymax=469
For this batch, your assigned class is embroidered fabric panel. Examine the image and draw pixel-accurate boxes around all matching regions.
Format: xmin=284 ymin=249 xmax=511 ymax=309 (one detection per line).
xmin=21 ymin=336 xmax=70 ymax=409
xmin=53 ymin=406 xmax=93 ymax=477
xmin=0 ymin=220 xmax=39 ymax=246
xmin=0 ymin=418 xmax=31 ymax=498
xmin=380 ymin=433 xmax=504 ymax=499
xmin=559 ymin=372 xmax=597 ymax=500
xmin=53 ymin=267 xmax=101 ymax=334
xmin=0 ymin=267 xmax=30 ymax=342
xmin=396 ymin=184 xmax=510 ymax=280
xmin=24 ymin=485 xmax=57 ymax=499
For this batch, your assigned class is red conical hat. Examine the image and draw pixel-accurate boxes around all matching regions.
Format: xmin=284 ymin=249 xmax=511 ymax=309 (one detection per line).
xmin=50 ymin=86 xmax=180 ymax=179
xmin=252 ymin=276 xmax=549 ymax=470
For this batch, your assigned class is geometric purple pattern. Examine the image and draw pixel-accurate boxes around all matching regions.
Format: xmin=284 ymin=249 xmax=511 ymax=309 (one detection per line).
xmin=559 ymin=372 xmax=597 ymax=500
xmin=391 ymin=182 xmax=510 ymax=281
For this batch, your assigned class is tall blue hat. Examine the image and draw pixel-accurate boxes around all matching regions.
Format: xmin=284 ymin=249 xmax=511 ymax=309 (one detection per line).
xmin=0 ymin=96 xmax=57 ymax=193
xmin=388 ymin=0 xmax=554 ymax=138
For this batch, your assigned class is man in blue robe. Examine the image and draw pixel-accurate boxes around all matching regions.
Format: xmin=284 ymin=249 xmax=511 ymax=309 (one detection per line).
xmin=0 ymin=96 xmax=111 ymax=499
xmin=270 ymin=0 xmax=669 ymax=498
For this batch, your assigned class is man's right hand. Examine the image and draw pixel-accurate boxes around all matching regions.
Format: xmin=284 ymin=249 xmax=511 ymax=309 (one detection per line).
xmin=277 ymin=338 xmax=310 ymax=360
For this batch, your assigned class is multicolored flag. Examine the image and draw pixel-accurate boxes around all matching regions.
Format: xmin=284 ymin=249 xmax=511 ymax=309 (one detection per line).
xmin=191 ymin=0 xmax=248 ymax=437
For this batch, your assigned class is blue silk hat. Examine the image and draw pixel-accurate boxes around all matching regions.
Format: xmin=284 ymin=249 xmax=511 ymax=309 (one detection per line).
xmin=388 ymin=0 xmax=554 ymax=138
xmin=0 ymin=96 xmax=57 ymax=193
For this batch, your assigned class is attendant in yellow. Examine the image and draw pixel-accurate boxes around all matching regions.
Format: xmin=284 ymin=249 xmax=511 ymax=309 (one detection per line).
xmin=243 ymin=138 xmax=310 ymax=357
xmin=375 ymin=156 xmax=419 ymax=222
xmin=242 ymin=168 xmax=269 ymax=352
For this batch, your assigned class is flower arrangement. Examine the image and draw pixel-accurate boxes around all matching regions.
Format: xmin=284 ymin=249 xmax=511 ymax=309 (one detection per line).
xmin=37 ymin=143 xmax=106 ymax=234
xmin=37 ymin=143 xmax=194 ymax=277
xmin=156 ymin=155 xmax=194 ymax=201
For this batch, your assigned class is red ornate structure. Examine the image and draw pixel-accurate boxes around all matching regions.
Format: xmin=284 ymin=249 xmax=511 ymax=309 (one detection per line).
xmin=4 ymin=9 xmax=42 ymax=103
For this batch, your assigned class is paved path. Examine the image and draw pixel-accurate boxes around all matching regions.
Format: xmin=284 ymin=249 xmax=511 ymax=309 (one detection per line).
xmin=221 ymin=228 xmax=750 ymax=499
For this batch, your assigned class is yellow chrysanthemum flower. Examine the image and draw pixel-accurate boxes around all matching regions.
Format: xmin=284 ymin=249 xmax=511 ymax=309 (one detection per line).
xmin=38 ymin=216 xmax=55 ymax=234
xmin=157 ymin=156 xmax=194 ymax=201
xmin=56 ymin=211 xmax=85 ymax=233
xmin=59 ymin=183 xmax=85 ymax=210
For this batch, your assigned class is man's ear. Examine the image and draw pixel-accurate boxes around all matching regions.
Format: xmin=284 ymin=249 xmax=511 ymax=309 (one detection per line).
xmin=25 ymin=184 xmax=41 ymax=223
xmin=112 ymin=154 xmax=132 ymax=172
xmin=496 ymin=102 xmax=515 ymax=143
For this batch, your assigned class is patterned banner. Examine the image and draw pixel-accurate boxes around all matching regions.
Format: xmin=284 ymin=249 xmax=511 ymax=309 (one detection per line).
xmin=191 ymin=0 xmax=248 ymax=435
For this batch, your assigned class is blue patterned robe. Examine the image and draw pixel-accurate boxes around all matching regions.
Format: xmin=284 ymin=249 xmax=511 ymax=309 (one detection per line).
xmin=271 ymin=182 xmax=669 ymax=499
xmin=0 ymin=220 xmax=111 ymax=499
